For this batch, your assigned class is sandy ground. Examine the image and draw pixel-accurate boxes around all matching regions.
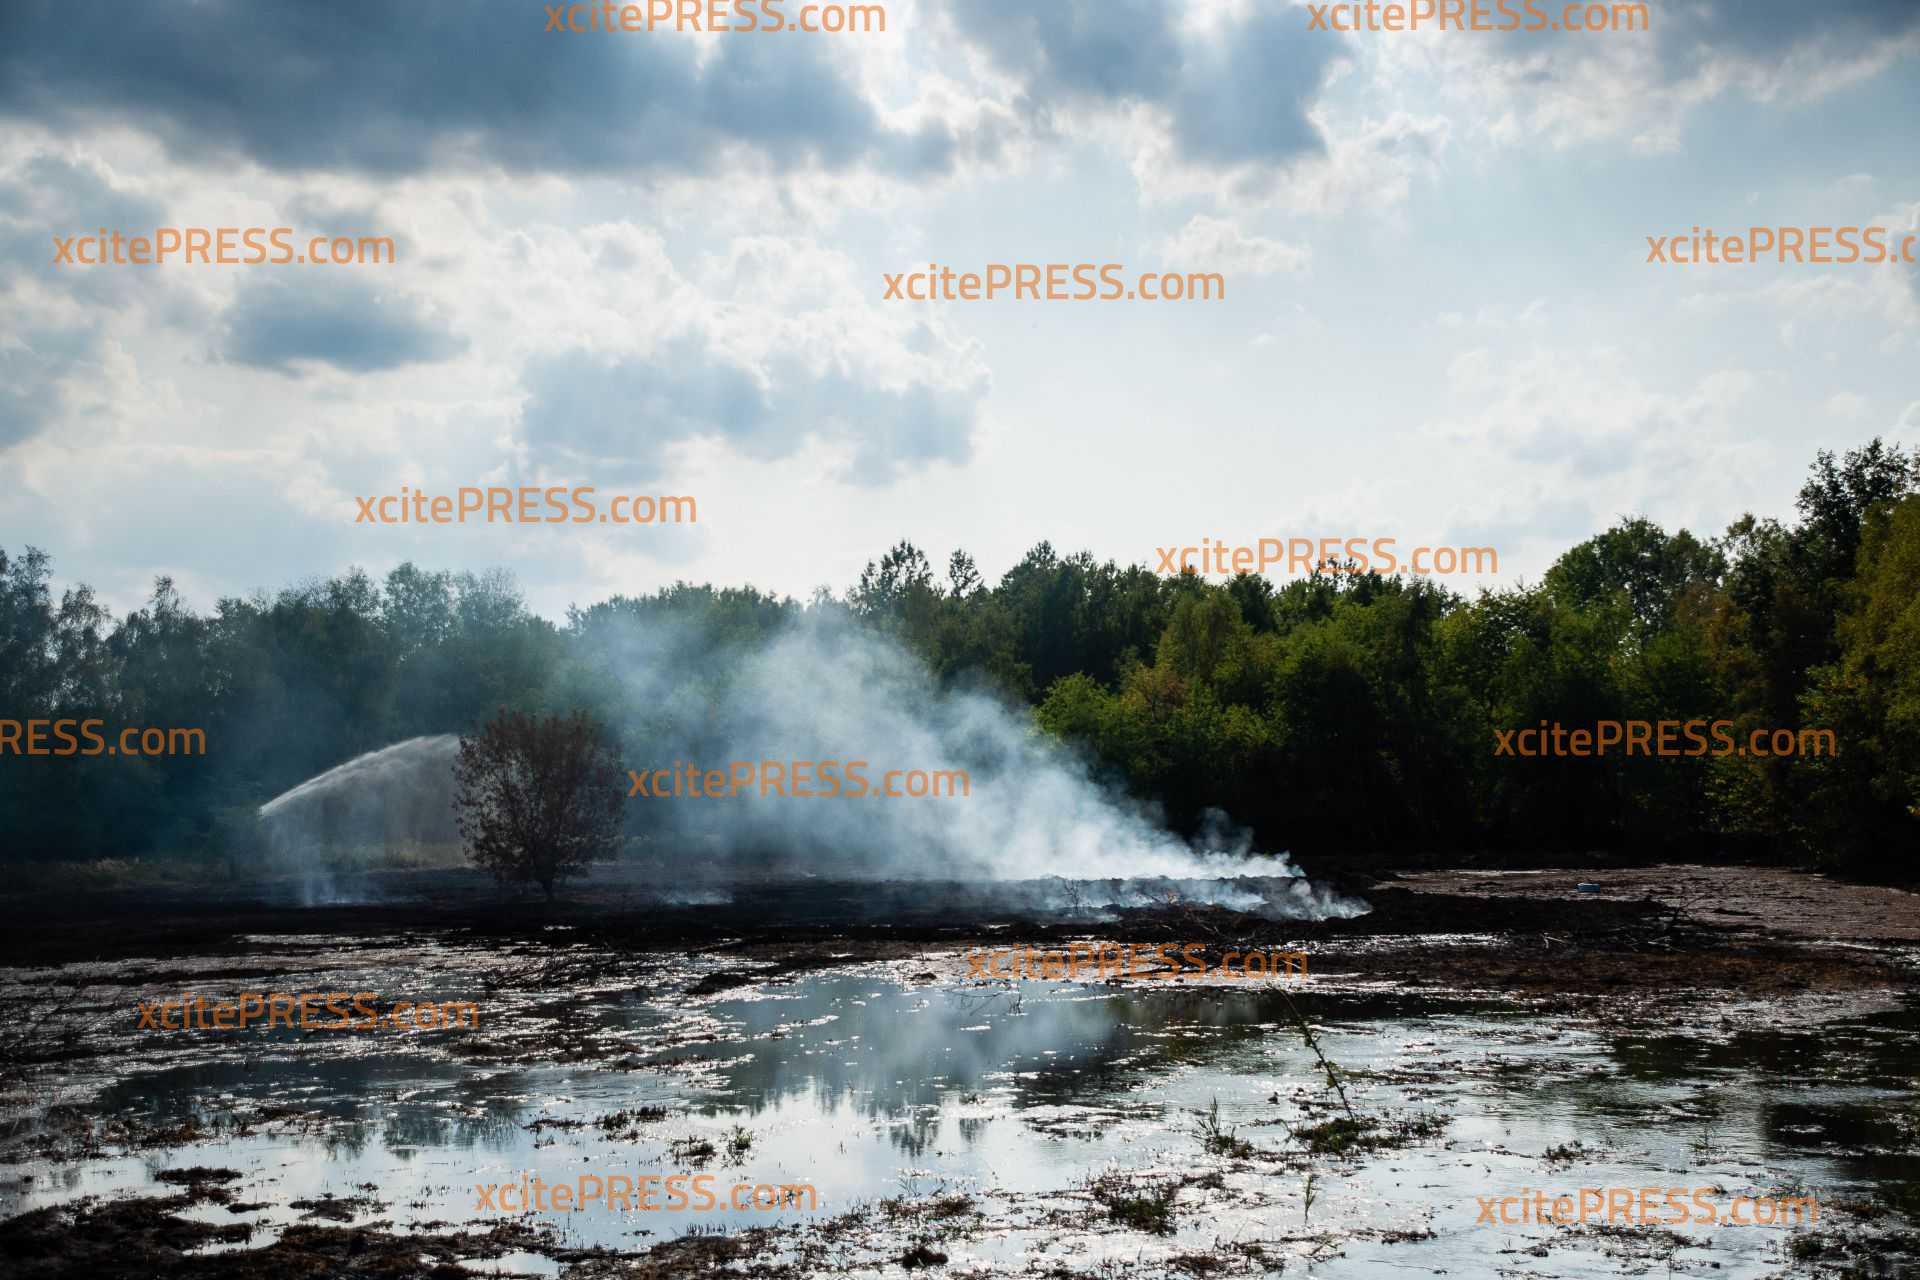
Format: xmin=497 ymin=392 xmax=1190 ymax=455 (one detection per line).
xmin=1390 ymin=864 xmax=1920 ymax=944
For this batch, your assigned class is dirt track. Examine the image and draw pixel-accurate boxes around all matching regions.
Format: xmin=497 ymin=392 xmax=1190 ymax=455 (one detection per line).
xmin=1391 ymin=864 xmax=1920 ymax=943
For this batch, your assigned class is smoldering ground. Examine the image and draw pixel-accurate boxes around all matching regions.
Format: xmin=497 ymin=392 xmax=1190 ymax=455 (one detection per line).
xmin=256 ymin=609 xmax=1365 ymax=918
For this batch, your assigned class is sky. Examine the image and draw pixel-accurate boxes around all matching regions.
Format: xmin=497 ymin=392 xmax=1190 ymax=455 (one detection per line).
xmin=2 ymin=0 xmax=1917 ymax=620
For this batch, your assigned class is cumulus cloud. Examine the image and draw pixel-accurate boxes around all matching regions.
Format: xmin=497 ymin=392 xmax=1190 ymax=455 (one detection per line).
xmin=1131 ymin=105 xmax=1450 ymax=215
xmin=516 ymin=232 xmax=987 ymax=486
xmin=941 ymin=0 xmax=1182 ymax=101
xmin=1368 ymin=0 xmax=1920 ymax=151
xmin=939 ymin=0 xmax=1337 ymax=174
xmin=1647 ymin=0 xmax=1920 ymax=95
xmin=0 ymin=0 xmax=957 ymax=181
xmin=1158 ymin=214 xmax=1310 ymax=275
xmin=925 ymin=3 xmax=1449 ymax=215
xmin=0 ymin=328 xmax=91 ymax=450
xmin=0 ymin=152 xmax=176 ymax=448
xmin=1165 ymin=6 xmax=1333 ymax=167
xmin=0 ymin=153 xmax=168 ymax=286
xmin=1419 ymin=344 xmax=1771 ymax=550
xmin=1825 ymin=391 xmax=1871 ymax=421
xmin=5 ymin=0 xmax=1913 ymax=623
xmin=217 ymin=278 xmax=468 ymax=375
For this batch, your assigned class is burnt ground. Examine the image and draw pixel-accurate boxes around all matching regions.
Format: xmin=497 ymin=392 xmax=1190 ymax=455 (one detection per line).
xmin=1 ymin=863 xmax=1910 ymax=1002
xmin=2 ymin=862 xmax=1917 ymax=1278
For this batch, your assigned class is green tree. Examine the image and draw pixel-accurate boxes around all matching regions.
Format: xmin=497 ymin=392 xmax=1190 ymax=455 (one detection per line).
xmin=1544 ymin=516 xmax=1726 ymax=636
xmin=1798 ymin=494 xmax=1920 ymax=868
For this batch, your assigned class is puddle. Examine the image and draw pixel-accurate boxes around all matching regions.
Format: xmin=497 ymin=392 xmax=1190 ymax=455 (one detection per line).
xmin=2 ymin=934 xmax=1916 ymax=1276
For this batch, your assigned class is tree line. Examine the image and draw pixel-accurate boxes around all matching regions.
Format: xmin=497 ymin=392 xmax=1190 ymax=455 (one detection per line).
xmin=2 ymin=439 xmax=1915 ymax=877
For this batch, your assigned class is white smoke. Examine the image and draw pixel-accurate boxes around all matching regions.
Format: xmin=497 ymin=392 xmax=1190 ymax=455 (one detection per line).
xmin=250 ymin=613 xmax=1368 ymax=920
xmin=590 ymin=610 xmax=1366 ymax=919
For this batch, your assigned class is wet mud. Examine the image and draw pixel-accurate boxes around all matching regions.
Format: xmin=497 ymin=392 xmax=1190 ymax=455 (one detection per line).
xmin=2 ymin=864 xmax=1917 ymax=1278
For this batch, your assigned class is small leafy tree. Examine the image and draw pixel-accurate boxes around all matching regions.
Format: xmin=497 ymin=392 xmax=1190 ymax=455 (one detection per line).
xmin=452 ymin=710 xmax=623 ymax=900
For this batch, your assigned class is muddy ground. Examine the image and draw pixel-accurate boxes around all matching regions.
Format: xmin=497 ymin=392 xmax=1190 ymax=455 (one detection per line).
xmin=2 ymin=863 xmax=1917 ymax=1279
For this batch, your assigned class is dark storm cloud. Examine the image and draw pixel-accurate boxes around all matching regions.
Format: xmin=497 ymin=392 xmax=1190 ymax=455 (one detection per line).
xmin=519 ymin=344 xmax=979 ymax=482
xmin=941 ymin=0 xmax=1335 ymax=168
xmin=0 ymin=0 xmax=953 ymax=179
xmin=218 ymin=279 xmax=468 ymax=375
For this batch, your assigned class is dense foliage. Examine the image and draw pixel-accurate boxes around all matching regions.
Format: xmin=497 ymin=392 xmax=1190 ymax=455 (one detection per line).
xmin=3 ymin=440 xmax=1915 ymax=876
